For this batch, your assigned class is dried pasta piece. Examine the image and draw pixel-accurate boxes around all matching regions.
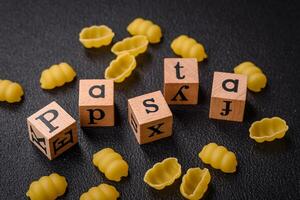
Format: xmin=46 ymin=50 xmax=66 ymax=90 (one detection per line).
xmin=0 ymin=79 xmax=24 ymax=103
xmin=127 ymin=18 xmax=162 ymax=43
xmin=79 ymin=25 xmax=115 ymax=48
xmin=93 ymin=148 xmax=129 ymax=182
xmin=80 ymin=183 xmax=120 ymax=200
xmin=40 ymin=62 xmax=76 ymax=89
xmin=199 ymin=143 xmax=237 ymax=173
xmin=144 ymin=157 xmax=181 ymax=190
xmin=111 ymin=35 xmax=149 ymax=57
xmin=249 ymin=117 xmax=288 ymax=143
xmin=104 ymin=53 xmax=136 ymax=83
xmin=234 ymin=61 xmax=267 ymax=92
xmin=26 ymin=173 xmax=67 ymax=200
xmin=180 ymin=168 xmax=211 ymax=200
xmin=171 ymin=35 xmax=207 ymax=62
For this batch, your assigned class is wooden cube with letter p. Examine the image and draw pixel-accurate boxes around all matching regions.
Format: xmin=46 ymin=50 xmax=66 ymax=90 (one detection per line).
xmin=209 ymin=72 xmax=247 ymax=122
xmin=164 ymin=58 xmax=199 ymax=104
xmin=27 ymin=101 xmax=78 ymax=160
xmin=128 ymin=90 xmax=173 ymax=144
xmin=79 ymin=79 xmax=114 ymax=127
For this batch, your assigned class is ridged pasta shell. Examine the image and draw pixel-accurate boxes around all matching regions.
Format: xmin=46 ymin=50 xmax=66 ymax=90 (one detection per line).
xmin=79 ymin=25 xmax=115 ymax=48
xmin=144 ymin=157 xmax=181 ymax=190
xmin=111 ymin=35 xmax=149 ymax=57
xmin=180 ymin=168 xmax=211 ymax=200
xmin=104 ymin=53 xmax=136 ymax=83
xmin=0 ymin=79 xmax=24 ymax=103
xmin=80 ymin=183 xmax=120 ymax=200
xmin=249 ymin=117 xmax=288 ymax=143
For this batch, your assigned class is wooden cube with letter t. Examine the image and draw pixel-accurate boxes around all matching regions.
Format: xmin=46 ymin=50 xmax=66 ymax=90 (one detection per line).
xmin=79 ymin=79 xmax=114 ymax=127
xmin=128 ymin=90 xmax=173 ymax=144
xmin=27 ymin=101 xmax=78 ymax=160
xmin=209 ymin=72 xmax=247 ymax=122
xmin=164 ymin=58 xmax=199 ymax=104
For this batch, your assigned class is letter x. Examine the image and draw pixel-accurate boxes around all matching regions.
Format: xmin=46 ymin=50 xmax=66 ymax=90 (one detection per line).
xmin=148 ymin=123 xmax=164 ymax=137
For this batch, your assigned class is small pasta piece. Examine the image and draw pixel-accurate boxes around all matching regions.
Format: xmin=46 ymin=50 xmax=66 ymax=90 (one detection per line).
xmin=79 ymin=25 xmax=115 ymax=48
xmin=199 ymin=143 xmax=237 ymax=173
xmin=249 ymin=117 xmax=288 ymax=143
xmin=180 ymin=168 xmax=211 ymax=200
xmin=80 ymin=183 xmax=120 ymax=200
xmin=171 ymin=35 xmax=207 ymax=62
xmin=144 ymin=157 xmax=181 ymax=190
xmin=111 ymin=35 xmax=149 ymax=57
xmin=26 ymin=173 xmax=67 ymax=200
xmin=0 ymin=79 xmax=24 ymax=103
xmin=40 ymin=62 xmax=76 ymax=89
xmin=234 ymin=61 xmax=267 ymax=92
xmin=93 ymin=148 xmax=129 ymax=182
xmin=104 ymin=53 xmax=136 ymax=83
xmin=127 ymin=18 xmax=162 ymax=43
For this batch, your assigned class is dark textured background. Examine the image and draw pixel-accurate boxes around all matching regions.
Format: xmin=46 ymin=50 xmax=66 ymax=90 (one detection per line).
xmin=0 ymin=0 xmax=299 ymax=199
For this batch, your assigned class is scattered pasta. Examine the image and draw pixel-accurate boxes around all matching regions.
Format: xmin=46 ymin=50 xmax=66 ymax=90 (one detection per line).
xmin=171 ymin=35 xmax=207 ymax=62
xmin=93 ymin=148 xmax=129 ymax=182
xmin=26 ymin=173 xmax=67 ymax=200
xmin=127 ymin=18 xmax=162 ymax=43
xmin=249 ymin=117 xmax=288 ymax=143
xmin=79 ymin=25 xmax=115 ymax=48
xmin=199 ymin=143 xmax=237 ymax=173
xmin=180 ymin=168 xmax=211 ymax=200
xmin=104 ymin=53 xmax=136 ymax=83
xmin=80 ymin=183 xmax=120 ymax=200
xmin=111 ymin=35 xmax=149 ymax=57
xmin=234 ymin=61 xmax=267 ymax=92
xmin=40 ymin=62 xmax=76 ymax=89
xmin=144 ymin=157 xmax=181 ymax=190
xmin=0 ymin=79 xmax=24 ymax=103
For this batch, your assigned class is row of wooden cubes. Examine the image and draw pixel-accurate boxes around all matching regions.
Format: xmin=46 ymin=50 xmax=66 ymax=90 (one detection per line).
xmin=27 ymin=58 xmax=247 ymax=160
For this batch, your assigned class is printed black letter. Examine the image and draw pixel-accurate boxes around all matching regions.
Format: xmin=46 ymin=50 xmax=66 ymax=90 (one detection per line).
xmin=220 ymin=101 xmax=232 ymax=116
xmin=174 ymin=62 xmax=185 ymax=79
xmin=89 ymin=85 xmax=105 ymax=98
xmin=148 ymin=123 xmax=164 ymax=137
xmin=222 ymin=79 xmax=239 ymax=93
xmin=171 ymin=85 xmax=189 ymax=101
xmin=87 ymin=109 xmax=105 ymax=124
xmin=143 ymin=98 xmax=159 ymax=114
xmin=35 ymin=109 xmax=59 ymax=133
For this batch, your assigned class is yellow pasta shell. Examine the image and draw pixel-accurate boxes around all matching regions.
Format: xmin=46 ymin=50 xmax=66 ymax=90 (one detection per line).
xmin=127 ymin=18 xmax=162 ymax=43
xmin=0 ymin=79 xmax=24 ymax=103
xmin=40 ymin=62 xmax=76 ymax=89
xmin=171 ymin=35 xmax=207 ymax=62
xmin=249 ymin=117 xmax=288 ymax=143
xmin=234 ymin=61 xmax=267 ymax=92
xmin=104 ymin=53 xmax=136 ymax=83
xmin=26 ymin=173 xmax=67 ymax=200
xmin=111 ymin=35 xmax=149 ymax=57
xmin=79 ymin=25 xmax=115 ymax=48
xmin=93 ymin=148 xmax=129 ymax=182
xmin=199 ymin=143 xmax=237 ymax=173
xmin=144 ymin=157 xmax=182 ymax=190
xmin=80 ymin=183 xmax=120 ymax=200
xmin=180 ymin=168 xmax=211 ymax=200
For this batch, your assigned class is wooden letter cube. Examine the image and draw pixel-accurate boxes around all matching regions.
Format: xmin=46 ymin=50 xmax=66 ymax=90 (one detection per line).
xmin=209 ymin=72 xmax=247 ymax=122
xmin=164 ymin=58 xmax=199 ymax=105
xmin=27 ymin=101 xmax=78 ymax=160
xmin=79 ymin=79 xmax=114 ymax=127
xmin=128 ymin=90 xmax=173 ymax=144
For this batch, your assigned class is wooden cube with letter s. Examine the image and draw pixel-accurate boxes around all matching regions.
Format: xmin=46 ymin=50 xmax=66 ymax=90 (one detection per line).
xmin=79 ymin=79 xmax=114 ymax=127
xmin=128 ymin=91 xmax=173 ymax=144
xmin=209 ymin=72 xmax=247 ymax=122
xmin=27 ymin=101 xmax=78 ymax=160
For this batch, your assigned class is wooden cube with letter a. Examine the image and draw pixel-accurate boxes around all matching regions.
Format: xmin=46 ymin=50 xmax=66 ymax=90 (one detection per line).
xmin=128 ymin=90 xmax=173 ymax=144
xmin=27 ymin=101 xmax=78 ymax=160
xmin=209 ymin=72 xmax=247 ymax=122
xmin=164 ymin=58 xmax=199 ymax=104
xmin=79 ymin=79 xmax=114 ymax=127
